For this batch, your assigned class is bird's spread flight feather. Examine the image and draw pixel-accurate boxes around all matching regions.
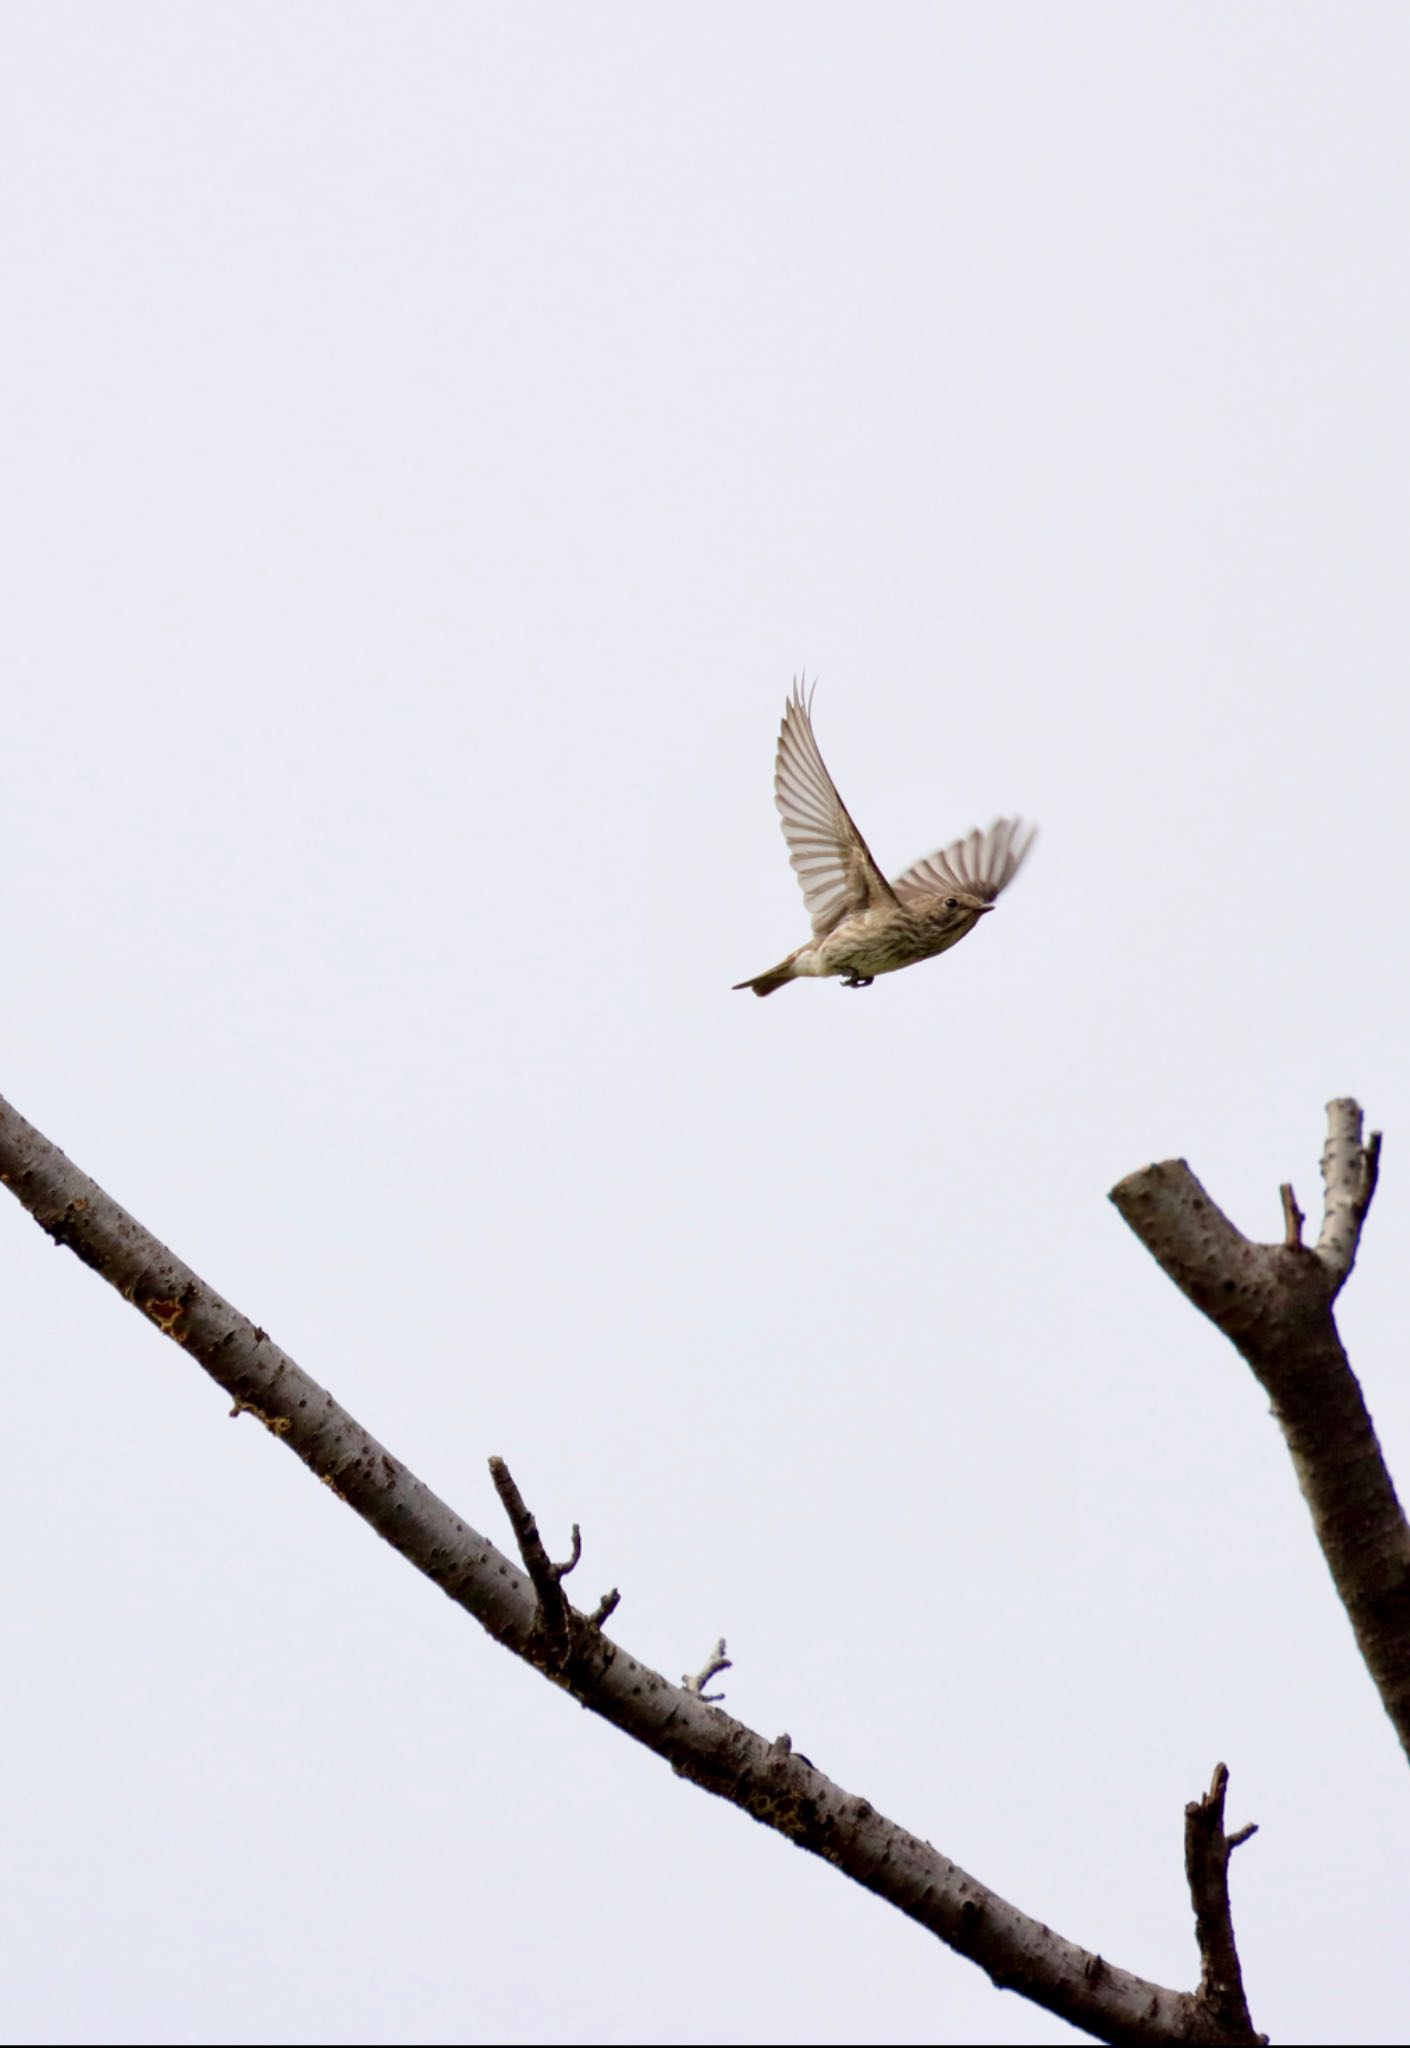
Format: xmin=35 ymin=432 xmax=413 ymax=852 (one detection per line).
xmin=892 ymin=817 xmax=1036 ymax=906
xmin=774 ymin=680 xmax=898 ymax=936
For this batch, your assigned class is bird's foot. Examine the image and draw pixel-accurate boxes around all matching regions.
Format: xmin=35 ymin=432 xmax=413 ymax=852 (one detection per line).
xmin=841 ymin=973 xmax=874 ymax=989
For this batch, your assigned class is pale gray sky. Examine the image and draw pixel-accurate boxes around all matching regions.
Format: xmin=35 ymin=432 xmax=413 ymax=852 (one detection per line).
xmin=4 ymin=4 xmax=1408 ymax=2043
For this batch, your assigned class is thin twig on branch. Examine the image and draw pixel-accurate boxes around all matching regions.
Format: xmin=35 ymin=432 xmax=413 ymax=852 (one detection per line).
xmin=488 ymin=1457 xmax=617 ymax=1679
xmin=1 ymin=1086 xmax=1262 ymax=2045
xmin=1110 ymin=1099 xmax=1410 ymax=1763
xmin=489 ymin=1457 xmax=576 ymax=1670
xmin=683 ymin=1638 xmax=732 ymax=1702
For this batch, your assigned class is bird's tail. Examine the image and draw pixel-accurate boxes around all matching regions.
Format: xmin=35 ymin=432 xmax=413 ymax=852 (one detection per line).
xmin=732 ymin=955 xmax=798 ymax=997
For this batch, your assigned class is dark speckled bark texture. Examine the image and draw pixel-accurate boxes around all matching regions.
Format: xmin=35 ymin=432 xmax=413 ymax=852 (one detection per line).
xmin=1 ymin=1087 xmax=1264 ymax=2046
xmin=1111 ymin=1102 xmax=1410 ymax=1765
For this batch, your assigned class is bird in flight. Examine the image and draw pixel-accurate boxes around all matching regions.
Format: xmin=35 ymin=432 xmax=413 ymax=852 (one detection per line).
xmin=734 ymin=681 xmax=1035 ymax=997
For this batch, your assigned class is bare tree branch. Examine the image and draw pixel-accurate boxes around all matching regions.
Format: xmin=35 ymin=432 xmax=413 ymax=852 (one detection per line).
xmin=1 ymin=1086 xmax=1261 ymax=2045
xmin=1110 ymin=1099 xmax=1410 ymax=1763
xmin=1184 ymin=1765 xmax=1263 ymax=2045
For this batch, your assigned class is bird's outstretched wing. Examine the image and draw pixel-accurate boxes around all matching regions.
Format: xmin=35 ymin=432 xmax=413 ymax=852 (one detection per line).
xmin=892 ymin=819 xmax=1036 ymax=906
xmin=774 ymin=681 xmax=897 ymax=937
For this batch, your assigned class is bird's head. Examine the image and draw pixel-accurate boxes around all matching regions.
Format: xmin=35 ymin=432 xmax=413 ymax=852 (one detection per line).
xmin=938 ymin=889 xmax=995 ymax=933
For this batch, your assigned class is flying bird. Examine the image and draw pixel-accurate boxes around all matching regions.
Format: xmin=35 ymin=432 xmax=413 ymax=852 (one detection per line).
xmin=733 ymin=681 xmax=1035 ymax=997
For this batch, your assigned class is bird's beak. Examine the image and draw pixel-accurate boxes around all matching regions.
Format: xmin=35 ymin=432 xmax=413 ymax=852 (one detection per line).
xmin=976 ymin=902 xmax=995 ymax=915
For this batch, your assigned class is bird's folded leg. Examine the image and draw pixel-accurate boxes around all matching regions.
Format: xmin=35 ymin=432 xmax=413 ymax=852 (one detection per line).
xmin=842 ymin=973 xmax=874 ymax=989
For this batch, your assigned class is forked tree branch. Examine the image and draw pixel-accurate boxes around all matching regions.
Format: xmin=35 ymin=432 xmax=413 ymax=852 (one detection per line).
xmin=1 ymin=1088 xmax=1261 ymax=2045
xmin=1184 ymin=1764 xmax=1258 ymax=2041
xmin=1111 ymin=1099 xmax=1410 ymax=1762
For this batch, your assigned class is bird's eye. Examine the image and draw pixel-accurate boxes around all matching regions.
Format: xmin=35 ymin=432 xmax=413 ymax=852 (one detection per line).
xmin=944 ymin=897 xmax=959 ymax=909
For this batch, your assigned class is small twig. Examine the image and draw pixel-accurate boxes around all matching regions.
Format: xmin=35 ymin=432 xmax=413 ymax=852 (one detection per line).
xmin=1317 ymin=1098 xmax=1383 ymax=1293
xmin=682 ymin=1637 xmax=731 ymax=1702
xmin=553 ymin=1524 xmax=583 ymax=1583
xmin=1279 ymin=1182 xmax=1304 ymax=1248
xmin=1184 ymin=1763 xmax=1262 ymax=2043
xmin=488 ymin=1460 xmax=619 ymax=1665
xmin=489 ymin=1456 xmax=572 ymax=1664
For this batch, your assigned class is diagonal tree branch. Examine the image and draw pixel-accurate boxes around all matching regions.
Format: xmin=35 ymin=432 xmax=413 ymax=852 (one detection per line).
xmin=1 ymin=1086 xmax=1259 ymax=2046
xmin=1110 ymin=1099 xmax=1410 ymax=1763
